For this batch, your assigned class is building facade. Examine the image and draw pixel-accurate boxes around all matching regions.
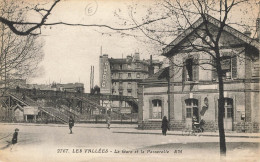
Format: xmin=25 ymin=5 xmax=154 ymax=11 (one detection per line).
xmin=138 ymin=15 xmax=260 ymax=132
xmin=99 ymin=53 xmax=163 ymax=112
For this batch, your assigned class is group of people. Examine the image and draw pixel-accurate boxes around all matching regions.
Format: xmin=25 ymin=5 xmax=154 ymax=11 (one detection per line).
xmin=161 ymin=115 xmax=205 ymax=135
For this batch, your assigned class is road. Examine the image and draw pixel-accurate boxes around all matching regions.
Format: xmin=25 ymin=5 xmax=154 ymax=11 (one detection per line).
xmin=0 ymin=123 xmax=259 ymax=162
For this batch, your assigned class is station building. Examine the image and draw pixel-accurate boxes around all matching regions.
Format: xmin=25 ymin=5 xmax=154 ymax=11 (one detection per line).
xmin=138 ymin=15 xmax=260 ymax=132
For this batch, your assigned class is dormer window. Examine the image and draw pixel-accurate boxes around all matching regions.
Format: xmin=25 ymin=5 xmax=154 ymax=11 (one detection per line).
xmin=183 ymin=57 xmax=199 ymax=81
xmin=127 ymin=64 xmax=131 ymax=69
xmin=212 ymin=54 xmax=237 ymax=80
xmin=185 ymin=58 xmax=193 ymax=81
xmin=221 ymin=56 xmax=231 ymax=79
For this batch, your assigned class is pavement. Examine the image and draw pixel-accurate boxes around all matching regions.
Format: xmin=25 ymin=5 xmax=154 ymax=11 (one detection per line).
xmin=0 ymin=122 xmax=259 ymax=162
xmin=1 ymin=122 xmax=260 ymax=138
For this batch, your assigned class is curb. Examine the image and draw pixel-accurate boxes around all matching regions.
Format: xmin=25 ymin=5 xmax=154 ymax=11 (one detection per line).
xmin=112 ymin=131 xmax=260 ymax=138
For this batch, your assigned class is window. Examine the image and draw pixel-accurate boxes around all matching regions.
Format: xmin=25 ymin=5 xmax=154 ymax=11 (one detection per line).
xmin=120 ymin=64 xmax=123 ymax=70
xmin=152 ymin=99 xmax=162 ymax=119
xmin=186 ymin=108 xmax=192 ymax=118
xmin=183 ymin=57 xmax=198 ymax=81
xmin=213 ymin=53 xmax=237 ymax=80
xmin=185 ymin=99 xmax=198 ymax=119
xmin=136 ymin=63 xmax=140 ymax=69
xmin=119 ymin=73 xmax=122 ymax=79
xmin=127 ymin=64 xmax=131 ymax=69
xmin=136 ymin=73 xmax=140 ymax=78
xmin=127 ymin=82 xmax=131 ymax=89
xmin=223 ymin=98 xmax=233 ymax=118
xmin=252 ymin=55 xmax=260 ymax=77
xmin=128 ymin=73 xmax=132 ymax=78
xmin=185 ymin=58 xmax=193 ymax=81
xmin=127 ymin=90 xmax=132 ymax=96
xmin=221 ymin=56 xmax=231 ymax=79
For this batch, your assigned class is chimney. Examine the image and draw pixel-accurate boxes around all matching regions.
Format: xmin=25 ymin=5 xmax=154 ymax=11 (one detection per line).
xmin=126 ymin=55 xmax=132 ymax=63
xmin=134 ymin=52 xmax=140 ymax=60
xmin=102 ymin=54 xmax=108 ymax=58
xmin=148 ymin=55 xmax=154 ymax=76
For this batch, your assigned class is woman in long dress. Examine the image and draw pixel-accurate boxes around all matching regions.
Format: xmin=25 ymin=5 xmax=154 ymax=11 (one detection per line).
xmin=161 ymin=116 xmax=169 ymax=136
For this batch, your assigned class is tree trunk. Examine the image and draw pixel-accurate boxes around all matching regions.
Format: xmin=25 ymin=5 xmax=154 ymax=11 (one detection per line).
xmin=216 ymin=55 xmax=226 ymax=156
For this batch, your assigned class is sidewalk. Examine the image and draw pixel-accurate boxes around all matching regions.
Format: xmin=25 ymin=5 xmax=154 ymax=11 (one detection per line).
xmin=113 ymin=129 xmax=260 ymax=138
xmin=1 ymin=122 xmax=260 ymax=138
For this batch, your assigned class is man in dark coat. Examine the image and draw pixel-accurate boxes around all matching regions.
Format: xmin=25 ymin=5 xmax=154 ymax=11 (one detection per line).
xmin=161 ymin=116 xmax=169 ymax=136
xmin=69 ymin=116 xmax=74 ymax=134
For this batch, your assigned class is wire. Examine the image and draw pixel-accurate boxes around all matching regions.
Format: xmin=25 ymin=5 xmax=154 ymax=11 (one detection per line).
xmin=0 ymin=133 xmax=12 ymax=141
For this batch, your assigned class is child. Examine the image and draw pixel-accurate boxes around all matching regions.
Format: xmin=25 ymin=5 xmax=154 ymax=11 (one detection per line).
xmin=10 ymin=128 xmax=19 ymax=151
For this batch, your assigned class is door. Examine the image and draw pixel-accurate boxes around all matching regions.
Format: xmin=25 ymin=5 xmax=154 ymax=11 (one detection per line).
xmin=185 ymin=99 xmax=198 ymax=129
xmin=224 ymin=98 xmax=233 ymax=131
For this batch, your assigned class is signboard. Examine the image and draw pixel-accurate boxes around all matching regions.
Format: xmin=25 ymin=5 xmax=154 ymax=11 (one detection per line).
xmin=101 ymin=61 xmax=109 ymax=88
xmin=23 ymin=106 xmax=38 ymax=115
xmin=100 ymin=56 xmax=111 ymax=94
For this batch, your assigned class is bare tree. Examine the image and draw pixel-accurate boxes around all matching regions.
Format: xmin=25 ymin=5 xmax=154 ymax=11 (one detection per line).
xmin=0 ymin=0 xmax=169 ymax=36
xmin=113 ymin=0 xmax=259 ymax=156
xmin=0 ymin=0 xmax=44 ymax=95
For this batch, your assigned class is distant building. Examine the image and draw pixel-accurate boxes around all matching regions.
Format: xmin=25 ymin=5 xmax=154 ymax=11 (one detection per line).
xmin=27 ymin=84 xmax=52 ymax=90
xmin=25 ymin=82 xmax=85 ymax=93
xmin=99 ymin=53 xmax=163 ymax=98
xmin=51 ymin=83 xmax=84 ymax=93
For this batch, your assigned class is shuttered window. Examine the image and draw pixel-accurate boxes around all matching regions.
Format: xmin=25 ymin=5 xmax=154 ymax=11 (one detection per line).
xmin=231 ymin=56 xmax=237 ymax=79
xmin=212 ymin=58 xmax=218 ymax=80
xmin=183 ymin=57 xmax=199 ymax=82
xmin=193 ymin=57 xmax=199 ymax=81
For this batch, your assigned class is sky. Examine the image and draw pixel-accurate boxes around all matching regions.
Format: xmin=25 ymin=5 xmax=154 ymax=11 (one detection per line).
xmin=29 ymin=0 xmax=160 ymax=92
xmin=26 ymin=0 xmax=259 ymax=92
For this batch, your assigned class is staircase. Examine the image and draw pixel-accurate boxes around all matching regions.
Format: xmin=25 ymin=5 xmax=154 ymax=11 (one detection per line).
xmin=75 ymin=96 xmax=133 ymax=119
xmin=60 ymin=105 xmax=80 ymax=120
xmin=8 ymin=92 xmax=68 ymax=124
xmin=40 ymin=107 xmax=68 ymax=123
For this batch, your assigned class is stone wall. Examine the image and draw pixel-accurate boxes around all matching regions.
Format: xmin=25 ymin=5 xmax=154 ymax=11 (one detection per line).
xmin=234 ymin=122 xmax=260 ymax=133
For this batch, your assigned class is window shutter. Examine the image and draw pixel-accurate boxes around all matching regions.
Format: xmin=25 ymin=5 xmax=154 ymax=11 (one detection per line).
xmin=212 ymin=59 xmax=217 ymax=80
xmin=149 ymin=100 xmax=152 ymax=119
xmin=193 ymin=58 xmax=199 ymax=81
xmin=231 ymin=56 xmax=237 ymax=79
xmin=182 ymin=64 xmax=186 ymax=82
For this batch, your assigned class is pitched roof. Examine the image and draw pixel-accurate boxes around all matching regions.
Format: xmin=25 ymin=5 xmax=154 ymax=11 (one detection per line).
xmin=163 ymin=14 xmax=260 ymax=57
xmin=142 ymin=67 xmax=169 ymax=82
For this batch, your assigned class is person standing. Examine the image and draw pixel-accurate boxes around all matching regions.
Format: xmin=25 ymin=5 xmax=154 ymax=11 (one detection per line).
xmin=161 ymin=116 xmax=169 ymax=136
xmin=106 ymin=115 xmax=111 ymax=129
xmin=69 ymin=116 xmax=74 ymax=134
xmin=10 ymin=128 xmax=19 ymax=151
